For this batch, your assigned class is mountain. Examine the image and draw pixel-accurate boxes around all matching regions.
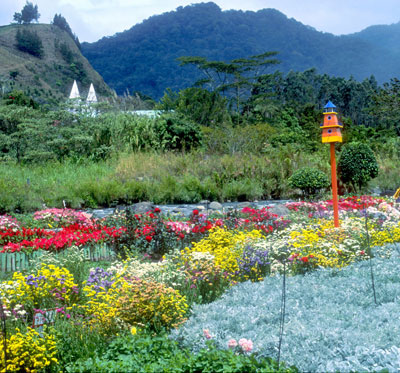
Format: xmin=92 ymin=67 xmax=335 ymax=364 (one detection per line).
xmin=0 ymin=23 xmax=113 ymax=103
xmin=81 ymin=2 xmax=400 ymax=99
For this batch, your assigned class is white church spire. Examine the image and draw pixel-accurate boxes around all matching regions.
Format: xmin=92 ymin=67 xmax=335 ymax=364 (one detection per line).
xmin=86 ymin=83 xmax=97 ymax=103
xmin=69 ymin=80 xmax=80 ymax=99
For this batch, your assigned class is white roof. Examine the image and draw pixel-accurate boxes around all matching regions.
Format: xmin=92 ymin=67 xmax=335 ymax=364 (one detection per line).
xmin=86 ymin=83 xmax=97 ymax=103
xmin=69 ymin=80 xmax=80 ymax=99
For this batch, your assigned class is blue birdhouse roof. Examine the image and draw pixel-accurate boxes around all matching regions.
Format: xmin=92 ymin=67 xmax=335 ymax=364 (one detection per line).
xmin=324 ymin=101 xmax=336 ymax=108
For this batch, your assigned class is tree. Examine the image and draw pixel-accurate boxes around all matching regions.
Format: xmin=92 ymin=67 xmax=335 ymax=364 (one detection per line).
xmin=338 ymin=142 xmax=379 ymax=192
xmin=52 ymin=14 xmax=81 ymax=49
xmin=288 ymin=167 xmax=329 ymax=198
xmin=158 ymin=87 xmax=230 ymax=126
xmin=177 ymin=52 xmax=280 ymax=118
xmin=13 ymin=2 xmax=40 ymax=24
xmin=15 ymin=28 xmax=44 ymax=58
xmin=369 ymin=78 xmax=400 ymax=135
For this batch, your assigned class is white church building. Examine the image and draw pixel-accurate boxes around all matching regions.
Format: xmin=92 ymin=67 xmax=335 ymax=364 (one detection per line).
xmin=68 ymin=80 xmax=98 ymax=115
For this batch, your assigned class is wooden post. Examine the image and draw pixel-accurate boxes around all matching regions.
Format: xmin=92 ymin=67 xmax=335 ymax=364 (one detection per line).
xmin=330 ymin=143 xmax=340 ymax=227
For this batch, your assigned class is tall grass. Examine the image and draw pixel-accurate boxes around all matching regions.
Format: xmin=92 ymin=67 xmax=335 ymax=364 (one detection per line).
xmin=0 ymin=143 xmax=397 ymax=213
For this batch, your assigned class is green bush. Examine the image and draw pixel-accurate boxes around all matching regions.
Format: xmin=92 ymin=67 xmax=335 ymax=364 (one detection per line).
xmin=338 ymin=142 xmax=379 ymax=192
xmin=156 ymin=113 xmax=203 ymax=151
xmin=15 ymin=28 xmax=44 ymax=58
xmin=66 ymin=332 xmax=295 ymax=372
xmin=288 ymin=167 xmax=329 ymax=197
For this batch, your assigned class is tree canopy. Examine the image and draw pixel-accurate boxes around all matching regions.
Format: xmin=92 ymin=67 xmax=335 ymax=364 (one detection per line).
xmin=13 ymin=2 xmax=40 ymax=24
xmin=52 ymin=14 xmax=81 ymax=49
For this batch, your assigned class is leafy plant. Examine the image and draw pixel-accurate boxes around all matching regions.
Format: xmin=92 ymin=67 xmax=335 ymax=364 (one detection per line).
xmin=155 ymin=112 xmax=203 ymax=151
xmin=338 ymin=142 xmax=379 ymax=192
xmin=67 ymin=331 xmax=295 ymax=372
xmin=288 ymin=167 xmax=329 ymax=198
xmin=13 ymin=1 xmax=40 ymax=24
xmin=15 ymin=28 xmax=44 ymax=58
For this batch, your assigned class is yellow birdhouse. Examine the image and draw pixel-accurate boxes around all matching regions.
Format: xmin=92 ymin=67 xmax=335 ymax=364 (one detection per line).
xmin=321 ymin=101 xmax=343 ymax=143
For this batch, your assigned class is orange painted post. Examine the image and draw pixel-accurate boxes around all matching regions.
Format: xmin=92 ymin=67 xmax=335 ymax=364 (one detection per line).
xmin=321 ymin=101 xmax=342 ymax=228
xmin=330 ymin=143 xmax=340 ymax=227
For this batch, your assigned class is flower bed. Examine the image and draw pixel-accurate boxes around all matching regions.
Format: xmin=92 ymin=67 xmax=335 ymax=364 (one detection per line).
xmin=0 ymin=224 xmax=125 ymax=253
xmin=0 ymin=196 xmax=398 ymax=371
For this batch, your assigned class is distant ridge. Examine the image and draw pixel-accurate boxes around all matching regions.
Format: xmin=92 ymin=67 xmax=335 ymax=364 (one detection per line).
xmin=81 ymin=2 xmax=400 ymax=99
xmin=0 ymin=23 xmax=113 ymax=103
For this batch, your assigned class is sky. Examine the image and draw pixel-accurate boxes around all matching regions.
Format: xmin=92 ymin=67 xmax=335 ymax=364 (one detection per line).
xmin=0 ymin=0 xmax=399 ymax=43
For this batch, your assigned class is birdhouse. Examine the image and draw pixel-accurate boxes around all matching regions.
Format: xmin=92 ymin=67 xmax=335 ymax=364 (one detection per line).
xmin=321 ymin=101 xmax=343 ymax=143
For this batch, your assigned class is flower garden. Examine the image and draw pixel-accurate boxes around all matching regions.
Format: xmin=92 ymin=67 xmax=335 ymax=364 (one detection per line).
xmin=0 ymin=196 xmax=399 ymax=372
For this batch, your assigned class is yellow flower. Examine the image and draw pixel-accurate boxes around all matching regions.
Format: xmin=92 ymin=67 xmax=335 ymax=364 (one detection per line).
xmin=130 ymin=326 xmax=137 ymax=335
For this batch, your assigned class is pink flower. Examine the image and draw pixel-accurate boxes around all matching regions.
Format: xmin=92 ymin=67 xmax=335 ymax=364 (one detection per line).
xmin=203 ymin=329 xmax=212 ymax=339
xmin=239 ymin=338 xmax=253 ymax=352
xmin=227 ymin=339 xmax=238 ymax=348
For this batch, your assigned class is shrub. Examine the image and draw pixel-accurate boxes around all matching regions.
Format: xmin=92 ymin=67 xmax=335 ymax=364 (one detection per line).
xmin=288 ymin=167 xmax=329 ymax=198
xmin=33 ymin=208 xmax=93 ymax=227
xmin=178 ymin=251 xmax=232 ymax=304
xmin=155 ymin=113 xmax=203 ymax=151
xmin=181 ymin=227 xmax=263 ymax=280
xmin=338 ymin=142 xmax=379 ymax=192
xmin=0 ymin=327 xmax=58 ymax=372
xmin=116 ymin=277 xmax=189 ymax=331
xmin=1 ymin=264 xmax=78 ymax=316
xmin=81 ymin=274 xmax=188 ymax=332
xmin=67 ymin=332 xmax=295 ymax=372
xmin=15 ymin=28 xmax=44 ymax=58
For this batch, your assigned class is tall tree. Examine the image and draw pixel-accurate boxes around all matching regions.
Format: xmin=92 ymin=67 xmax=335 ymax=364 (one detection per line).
xmin=369 ymin=78 xmax=400 ymax=135
xmin=178 ymin=52 xmax=280 ymax=117
xmin=52 ymin=14 xmax=81 ymax=49
xmin=13 ymin=2 xmax=40 ymax=24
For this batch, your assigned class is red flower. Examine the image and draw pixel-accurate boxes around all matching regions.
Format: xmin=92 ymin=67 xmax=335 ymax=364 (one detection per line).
xmin=192 ymin=209 xmax=199 ymax=216
xmin=300 ymin=257 xmax=309 ymax=263
xmin=145 ymin=235 xmax=152 ymax=242
xmin=179 ymin=233 xmax=185 ymax=240
xmin=360 ymin=250 xmax=365 ymax=255
xmin=154 ymin=207 xmax=161 ymax=213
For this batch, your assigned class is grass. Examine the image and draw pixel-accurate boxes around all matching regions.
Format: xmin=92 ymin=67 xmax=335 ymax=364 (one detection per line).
xmin=0 ymin=146 xmax=397 ymax=213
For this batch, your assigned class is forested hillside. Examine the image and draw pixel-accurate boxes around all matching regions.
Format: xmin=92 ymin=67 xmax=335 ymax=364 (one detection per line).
xmin=81 ymin=2 xmax=400 ymax=98
xmin=0 ymin=23 xmax=112 ymax=104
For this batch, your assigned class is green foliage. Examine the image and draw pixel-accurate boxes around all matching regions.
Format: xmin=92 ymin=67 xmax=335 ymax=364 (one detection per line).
xmin=155 ymin=113 xmax=202 ymax=151
xmin=3 ymin=90 xmax=38 ymax=108
xmin=81 ymin=2 xmax=395 ymax=99
xmin=158 ymin=87 xmax=230 ymax=126
xmin=66 ymin=331 xmax=295 ymax=372
xmin=52 ymin=13 xmax=80 ymax=49
xmin=369 ymin=77 xmax=400 ymax=135
xmin=338 ymin=142 xmax=379 ymax=192
xmin=201 ymin=122 xmax=277 ymax=155
xmin=13 ymin=1 xmax=40 ymax=24
xmin=58 ymin=42 xmax=74 ymax=64
xmin=15 ymin=28 xmax=44 ymax=58
xmin=55 ymin=321 xmax=109 ymax=369
xmin=171 ymin=247 xmax=400 ymax=372
xmin=288 ymin=167 xmax=329 ymax=198
xmin=178 ymin=52 xmax=280 ymax=115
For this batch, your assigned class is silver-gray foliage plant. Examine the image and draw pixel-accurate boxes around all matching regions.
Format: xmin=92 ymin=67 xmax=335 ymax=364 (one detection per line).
xmin=171 ymin=243 xmax=400 ymax=372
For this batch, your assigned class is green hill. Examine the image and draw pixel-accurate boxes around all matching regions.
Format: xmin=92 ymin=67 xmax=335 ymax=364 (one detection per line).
xmin=0 ymin=23 xmax=113 ymax=104
xmin=81 ymin=2 xmax=400 ymax=99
